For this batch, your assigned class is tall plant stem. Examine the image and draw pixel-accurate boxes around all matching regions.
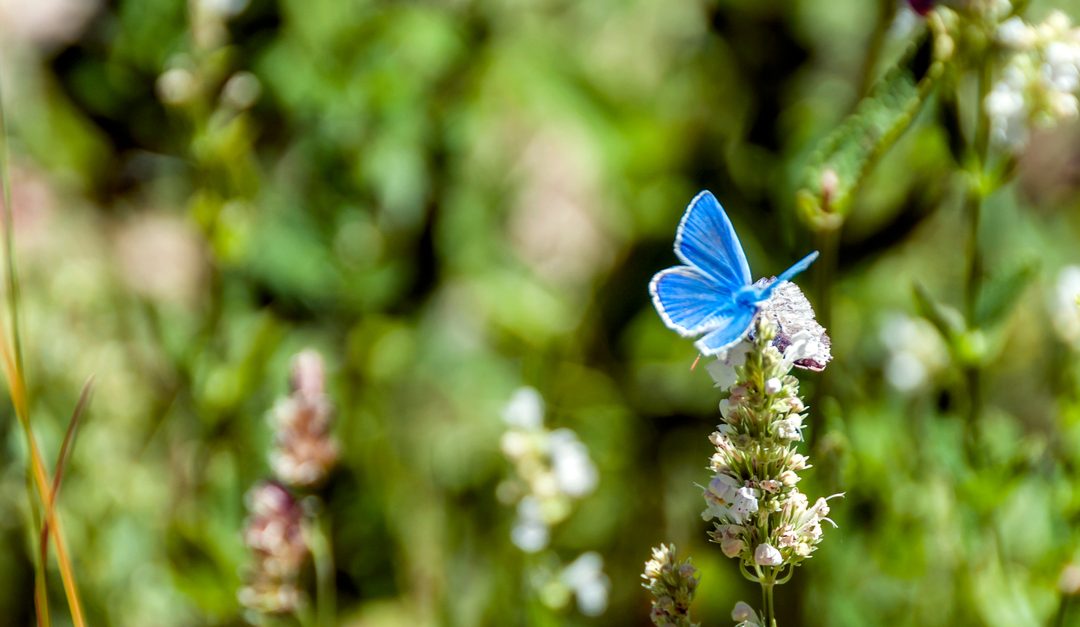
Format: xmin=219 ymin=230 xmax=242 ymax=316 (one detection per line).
xmin=962 ymin=54 xmax=993 ymax=454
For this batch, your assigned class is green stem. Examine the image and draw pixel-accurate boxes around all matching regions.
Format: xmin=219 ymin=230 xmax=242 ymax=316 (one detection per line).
xmin=762 ymin=575 xmax=777 ymax=627
xmin=294 ymin=599 xmax=317 ymax=627
xmin=855 ymin=0 xmax=895 ymax=99
xmin=962 ymin=42 xmax=994 ymax=458
xmin=1054 ymin=595 xmax=1072 ymax=627
xmin=308 ymin=510 xmax=336 ymax=627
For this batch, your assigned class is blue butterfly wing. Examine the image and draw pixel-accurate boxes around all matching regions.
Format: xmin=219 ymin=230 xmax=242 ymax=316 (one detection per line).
xmin=693 ymin=304 xmax=757 ymax=356
xmin=650 ymin=266 xmax=738 ymax=337
xmin=675 ymin=191 xmax=752 ymax=290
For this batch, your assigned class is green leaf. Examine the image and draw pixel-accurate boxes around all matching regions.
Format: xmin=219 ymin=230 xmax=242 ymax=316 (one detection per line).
xmin=913 ymin=282 xmax=965 ymax=340
xmin=975 ymin=260 xmax=1038 ymax=328
xmin=797 ymin=33 xmax=948 ymax=230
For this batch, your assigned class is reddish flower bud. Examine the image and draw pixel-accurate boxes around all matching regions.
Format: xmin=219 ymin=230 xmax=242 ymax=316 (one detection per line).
xmin=909 ymin=0 xmax=934 ymax=15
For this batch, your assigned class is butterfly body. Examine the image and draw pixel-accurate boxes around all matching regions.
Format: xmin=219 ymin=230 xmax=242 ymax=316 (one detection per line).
xmin=650 ymin=191 xmax=818 ymax=356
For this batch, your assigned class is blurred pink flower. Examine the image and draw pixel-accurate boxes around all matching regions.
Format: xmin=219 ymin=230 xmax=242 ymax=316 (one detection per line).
xmin=113 ymin=212 xmax=209 ymax=307
xmin=0 ymin=0 xmax=100 ymax=50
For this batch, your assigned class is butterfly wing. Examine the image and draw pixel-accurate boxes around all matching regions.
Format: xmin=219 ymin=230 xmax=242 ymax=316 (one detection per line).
xmin=693 ymin=303 xmax=757 ymax=356
xmin=675 ymin=191 xmax=752 ymax=290
xmin=650 ymin=266 xmax=738 ymax=337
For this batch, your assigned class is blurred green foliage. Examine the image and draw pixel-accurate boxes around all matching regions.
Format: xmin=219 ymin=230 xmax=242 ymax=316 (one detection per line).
xmin=3 ymin=0 xmax=1080 ymax=625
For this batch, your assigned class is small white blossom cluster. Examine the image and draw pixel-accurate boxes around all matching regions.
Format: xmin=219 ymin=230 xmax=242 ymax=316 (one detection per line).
xmin=498 ymin=387 xmax=608 ymax=616
xmin=558 ymin=552 xmax=611 ymax=617
xmin=499 ymin=387 xmax=599 ymax=553
xmin=703 ymin=318 xmax=841 ymax=590
xmin=987 ymin=10 xmax=1080 ymax=149
xmin=641 ymin=544 xmax=700 ymax=627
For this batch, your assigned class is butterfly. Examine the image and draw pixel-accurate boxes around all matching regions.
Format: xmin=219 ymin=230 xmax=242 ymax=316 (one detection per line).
xmin=649 ymin=191 xmax=819 ymax=356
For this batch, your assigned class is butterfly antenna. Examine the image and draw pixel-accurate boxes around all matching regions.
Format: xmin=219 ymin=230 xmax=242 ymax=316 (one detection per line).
xmin=761 ymin=250 xmax=821 ymax=300
xmin=691 ymin=354 xmax=702 ymax=371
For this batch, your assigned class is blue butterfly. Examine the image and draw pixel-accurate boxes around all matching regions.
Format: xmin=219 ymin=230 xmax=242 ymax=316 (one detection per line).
xmin=649 ymin=191 xmax=819 ymax=356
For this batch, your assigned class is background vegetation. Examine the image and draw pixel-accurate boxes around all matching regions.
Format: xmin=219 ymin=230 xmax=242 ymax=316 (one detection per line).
xmin=3 ymin=0 xmax=1080 ymax=625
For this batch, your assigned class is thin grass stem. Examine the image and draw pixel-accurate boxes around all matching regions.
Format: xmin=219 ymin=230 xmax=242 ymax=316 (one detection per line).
xmin=0 ymin=77 xmax=87 ymax=627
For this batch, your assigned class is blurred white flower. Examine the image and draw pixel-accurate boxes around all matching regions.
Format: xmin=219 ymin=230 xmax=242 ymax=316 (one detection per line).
xmin=511 ymin=497 xmax=549 ymax=553
xmin=988 ymin=11 xmax=1080 ymax=150
xmin=879 ymin=313 xmax=948 ymax=392
xmin=502 ymin=387 xmax=545 ymax=430
xmin=221 ymin=71 xmax=262 ymax=110
xmin=500 ymin=388 xmax=599 ymax=561
xmin=561 ymin=552 xmax=610 ymax=616
xmin=157 ymin=67 xmax=198 ymax=106
xmin=198 ymin=0 xmax=249 ymax=18
xmin=1051 ymin=266 xmax=1080 ymax=346
xmin=986 ymin=69 xmax=1029 ymax=146
xmin=548 ymin=429 xmax=599 ymax=497
xmin=998 ymin=16 xmax=1036 ymax=49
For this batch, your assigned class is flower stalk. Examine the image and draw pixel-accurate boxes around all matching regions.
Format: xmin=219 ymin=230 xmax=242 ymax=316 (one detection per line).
xmin=703 ymin=316 xmax=840 ymax=626
xmin=241 ymin=349 xmax=339 ymax=623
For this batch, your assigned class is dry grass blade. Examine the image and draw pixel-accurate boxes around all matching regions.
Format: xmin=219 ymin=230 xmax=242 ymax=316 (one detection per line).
xmin=40 ymin=377 xmax=95 ymax=565
xmin=0 ymin=73 xmax=86 ymax=627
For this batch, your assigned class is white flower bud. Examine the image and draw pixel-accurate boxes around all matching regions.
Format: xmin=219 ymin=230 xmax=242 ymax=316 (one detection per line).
xmin=754 ymin=543 xmax=783 ymax=566
xmin=779 ymin=470 xmax=800 ymax=486
xmin=764 ymin=377 xmax=782 ymax=394
xmin=789 ymin=453 xmax=809 ymax=470
xmin=157 ymin=68 xmax=197 ymax=105
xmin=732 ymin=601 xmax=759 ymax=623
xmin=643 ymin=558 xmax=663 ymax=580
xmin=997 ymin=16 xmax=1036 ymax=49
